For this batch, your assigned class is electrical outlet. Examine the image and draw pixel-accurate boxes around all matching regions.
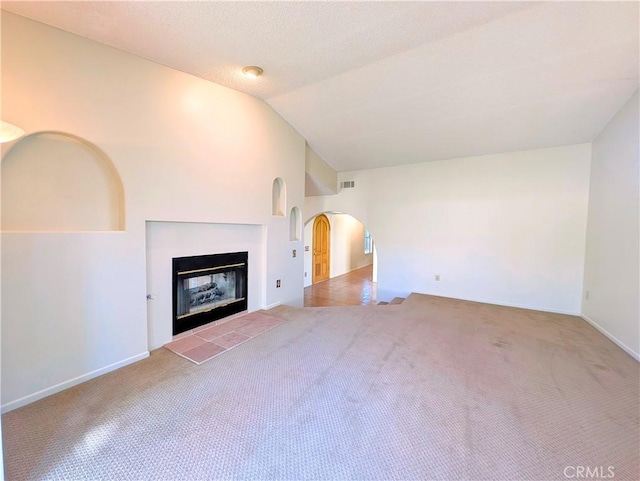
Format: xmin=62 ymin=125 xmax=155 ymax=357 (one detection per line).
xmin=292 ymin=249 xmax=297 ymax=258
xmin=435 ymin=274 xmax=440 ymax=281
xmin=276 ymin=279 xmax=281 ymax=288
xmin=304 ymin=272 xmax=307 ymax=277
xmin=585 ymin=290 xmax=589 ymax=300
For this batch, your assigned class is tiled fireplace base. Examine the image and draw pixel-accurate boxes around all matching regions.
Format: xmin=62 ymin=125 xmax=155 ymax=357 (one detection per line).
xmin=164 ymin=311 xmax=284 ymax=365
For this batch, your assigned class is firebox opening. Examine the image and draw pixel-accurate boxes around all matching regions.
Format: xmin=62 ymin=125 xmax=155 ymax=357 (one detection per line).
xmin=173 ymin=252 xmax=248 ymax=335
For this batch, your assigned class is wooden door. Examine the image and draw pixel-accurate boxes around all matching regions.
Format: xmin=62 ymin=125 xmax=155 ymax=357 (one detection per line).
xmin=312 ymin=214 xmax=330 ymax=283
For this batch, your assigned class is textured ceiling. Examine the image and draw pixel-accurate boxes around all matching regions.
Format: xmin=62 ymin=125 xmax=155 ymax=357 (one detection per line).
xmin=3 ymin=1 xmax=639 ymax=172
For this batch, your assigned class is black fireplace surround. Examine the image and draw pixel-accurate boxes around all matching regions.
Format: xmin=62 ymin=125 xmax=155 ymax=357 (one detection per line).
xmin=172 ymin=251 xmax=248 ymax=335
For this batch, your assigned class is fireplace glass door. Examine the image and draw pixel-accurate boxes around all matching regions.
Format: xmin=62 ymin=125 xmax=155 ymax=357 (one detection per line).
xmin=173 ymin=252 xmax=248 ymax=334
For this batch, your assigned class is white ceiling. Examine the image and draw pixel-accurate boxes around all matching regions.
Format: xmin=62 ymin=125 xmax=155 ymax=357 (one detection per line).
xmin=3 ymin=1 xmax=639 ymax=172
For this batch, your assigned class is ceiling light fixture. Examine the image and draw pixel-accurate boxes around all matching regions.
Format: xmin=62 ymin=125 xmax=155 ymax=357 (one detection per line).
xmin=242 ymin=66 xmax=263 ymax=79
xmin=0 ymin=121 xmax=25 ymax=143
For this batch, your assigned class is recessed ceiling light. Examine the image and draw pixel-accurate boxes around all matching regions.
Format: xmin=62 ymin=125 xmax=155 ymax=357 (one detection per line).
xmin=242 ymin=66 xmax=263 ymax=79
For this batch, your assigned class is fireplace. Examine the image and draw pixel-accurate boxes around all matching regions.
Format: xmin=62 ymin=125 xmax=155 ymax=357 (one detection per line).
xmin=172 ymin=252 xmax=248 ymax=335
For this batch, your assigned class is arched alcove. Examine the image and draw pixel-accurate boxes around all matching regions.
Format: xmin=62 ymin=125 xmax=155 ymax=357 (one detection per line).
xmin=289 ymin=206 xmax=301 ymax=241
xmin=271 ymin=177 xmax=286 ymax=216
xmin=1 ymin=131 xmax=125 ymax=231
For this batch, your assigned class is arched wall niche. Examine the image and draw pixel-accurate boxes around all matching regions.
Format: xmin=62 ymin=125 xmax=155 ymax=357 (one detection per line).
xmin=1 ymin=131 xmax=125 ymax=231
xmin=289 ymin=206 xmax=301 ymax=241
xmin=272 ymin=177 xmax=286 ymax=216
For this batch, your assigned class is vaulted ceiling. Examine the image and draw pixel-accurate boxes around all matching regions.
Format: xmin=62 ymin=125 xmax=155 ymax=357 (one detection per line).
xmin=3 ymin=1 xmax=639 ymax=172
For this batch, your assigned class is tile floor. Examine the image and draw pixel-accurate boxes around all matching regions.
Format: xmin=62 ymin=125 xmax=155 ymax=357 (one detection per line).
xmin=164 ymin=311 xmax=285 ymax=364
xmin=304 ymin=264 xmax=376 ymax=307
xmin=168 ymin=265 xmax=375 ymax=364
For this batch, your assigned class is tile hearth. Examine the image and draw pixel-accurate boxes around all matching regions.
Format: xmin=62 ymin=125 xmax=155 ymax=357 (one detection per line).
xmin=164 ymin=311 xmax=284 ymax=365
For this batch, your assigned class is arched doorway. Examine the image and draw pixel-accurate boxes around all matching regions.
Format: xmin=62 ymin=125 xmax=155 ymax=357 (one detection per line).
xmin=312 ymin=214 xmax=331 ymax=283
xmin=304 ymin=212 xmax=377 ymax=306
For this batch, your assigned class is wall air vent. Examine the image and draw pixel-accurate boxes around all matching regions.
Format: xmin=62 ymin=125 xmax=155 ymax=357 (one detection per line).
xmin=340 ymin=181 xmax=355 ymax=189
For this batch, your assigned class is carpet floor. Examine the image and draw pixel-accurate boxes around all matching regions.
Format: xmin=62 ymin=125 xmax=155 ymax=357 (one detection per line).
xmin=2 ymin=294 xmax=639 ymax=480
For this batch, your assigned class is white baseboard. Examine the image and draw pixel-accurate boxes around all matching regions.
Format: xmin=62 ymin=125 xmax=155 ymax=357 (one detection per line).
xmin=405 ymin=291 xmax=580 ymax=316
xmin=461 ymin=296 xmax=580 ymax=316
xmin=580 ymin=314 xmax=640 ymax=362
xmin=263 ymin=301 xmax=281 ymax=310
xmin=1 ymin=351 xmax=150 ymax=413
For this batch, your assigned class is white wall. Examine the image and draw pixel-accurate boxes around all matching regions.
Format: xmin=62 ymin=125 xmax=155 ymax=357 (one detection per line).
xmin=1 ymin=13 xmax=305 ymax=411
xmin=305 ymin=144 xmax=337 ymax=196
xmin=303 ymin=220 xmax=314 ymax=287
xmin=2 ymin=232 xmax=148 ymax=410
xmin=2 ymin=133 xmax=124 ymax=231
xmin=582 ymin=90 xmax=639 ymax=359
xmin=303 ymin=213 xmax=372 ymax=287
xmin=1 ymin=7 xmax=5 ymax=472
xmin=329 ymin=213 xmax=372 ymax=278
xmin=306 ymin=144 xmax=591 ymax=313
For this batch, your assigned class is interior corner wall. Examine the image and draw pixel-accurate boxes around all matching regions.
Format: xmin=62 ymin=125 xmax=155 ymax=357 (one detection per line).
xmin=1 ymin=12 xmax=305 ymax=411
xmin=305 ymin=144 xmax=338 ymax=195
xmin=305 ymin=143 xmax=592 ymax=313
xmin=582 ymin=90 xmax=640 ymax=359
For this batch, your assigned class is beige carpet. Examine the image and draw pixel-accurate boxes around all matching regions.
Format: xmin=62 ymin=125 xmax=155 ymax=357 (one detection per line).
xmin=3 ymin=294 xmax=639 ymax=480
